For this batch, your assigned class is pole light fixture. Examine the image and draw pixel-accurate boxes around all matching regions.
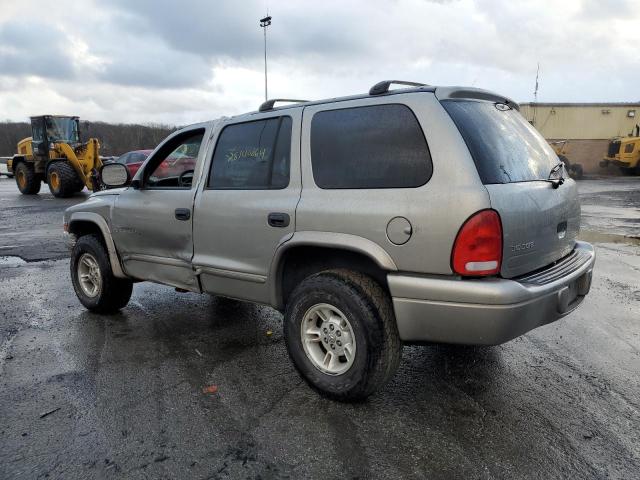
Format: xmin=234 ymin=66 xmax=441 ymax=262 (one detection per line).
xmin=259 ymin=15 xmax=272 ymax=102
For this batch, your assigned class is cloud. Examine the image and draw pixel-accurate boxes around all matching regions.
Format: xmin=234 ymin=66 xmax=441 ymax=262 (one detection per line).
xmin=0 ymin=0 xmax=638 ymax=125
xmin=0 ymin=22 xmax=75 ymax=79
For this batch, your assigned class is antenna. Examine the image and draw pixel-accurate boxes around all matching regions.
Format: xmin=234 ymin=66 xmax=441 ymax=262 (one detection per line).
xmin=532 ymin=62 xmax=540 ymax=126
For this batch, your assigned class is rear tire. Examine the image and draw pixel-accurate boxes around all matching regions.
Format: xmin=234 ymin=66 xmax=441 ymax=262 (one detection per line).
xmin=14 ymin=162 xmax=41 ymax=194
xmin=284 ymin=269 xmax=402 ymax=401
xmin=48 ymin=162 xmax=81 ymax=198
xmin=70 ymin=234 xmax=133 ymax=313
xmin=569 ymin=164 xmax=583 ymax=180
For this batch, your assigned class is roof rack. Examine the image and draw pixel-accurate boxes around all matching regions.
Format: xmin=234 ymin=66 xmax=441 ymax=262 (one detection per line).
xmin=259 ymin=98 xmax=308 ymax=112
xmin=369 ymin=80 xmax=428 ymax=96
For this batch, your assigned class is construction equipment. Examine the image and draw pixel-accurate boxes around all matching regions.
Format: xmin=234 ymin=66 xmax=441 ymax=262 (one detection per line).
xmin=8 ymin=115 xmax=102 ymax=197
xmin=600 ymin=124 xmax=640 ymax=175
xmin=550 ymin=140 xmax=583 ymax=179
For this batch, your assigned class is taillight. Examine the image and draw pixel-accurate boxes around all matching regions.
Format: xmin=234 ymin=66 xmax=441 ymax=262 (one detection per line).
xmin=451 ymin=209 xmax=502 ymax=276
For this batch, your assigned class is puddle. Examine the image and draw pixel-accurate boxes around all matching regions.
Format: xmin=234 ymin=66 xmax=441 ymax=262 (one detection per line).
xmin=577 ymin=231 xmax=640 ymax=246
xmin=0 ymin=256 xmax=27 ymax=267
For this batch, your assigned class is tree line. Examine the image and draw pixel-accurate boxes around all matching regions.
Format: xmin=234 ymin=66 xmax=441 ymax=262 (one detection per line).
xmin=0 ymin=121 xmax=176 ymax=157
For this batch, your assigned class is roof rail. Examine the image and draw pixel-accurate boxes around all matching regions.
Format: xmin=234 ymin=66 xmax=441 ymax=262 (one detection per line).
xmin=259 ymin=98 xmax=308 ymax=112
xmin=369 ymin=80 xmax=428 ymax=96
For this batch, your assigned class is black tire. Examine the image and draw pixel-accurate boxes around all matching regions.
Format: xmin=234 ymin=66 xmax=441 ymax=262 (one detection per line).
xmin=569 ymin=164 xmax=583 ymax=180
xmin=48 ymin=162 xmax=81 ymax=198
xmin=284 ymin=269 xmax=402 ymax=401
xmin=73 ymin=178 xmax=86 ymax=193
xmin=14 ymin=161 xmax=41 ymax=194
xmin=70 ymin=234 xmax=133 ymax=313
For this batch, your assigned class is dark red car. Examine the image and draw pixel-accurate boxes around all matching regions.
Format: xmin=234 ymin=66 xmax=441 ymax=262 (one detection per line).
xmin=117 ymin=149 xmax=153 ymax=177
xmin=116 ymin=148 xmax=197 ymax=181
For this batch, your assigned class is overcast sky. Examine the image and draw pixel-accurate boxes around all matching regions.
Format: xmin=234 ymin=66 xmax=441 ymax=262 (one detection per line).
xmin=0 ymin=0 xmax=638 ymax=125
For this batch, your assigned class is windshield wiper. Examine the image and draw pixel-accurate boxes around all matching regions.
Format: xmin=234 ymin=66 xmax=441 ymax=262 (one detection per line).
xmin=547 ymin=162 xmax=565 ymax=189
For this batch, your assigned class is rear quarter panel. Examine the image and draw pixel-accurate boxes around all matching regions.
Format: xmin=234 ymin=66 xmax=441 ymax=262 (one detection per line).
xmin=297 ymin=92 xmax=490 ymax=275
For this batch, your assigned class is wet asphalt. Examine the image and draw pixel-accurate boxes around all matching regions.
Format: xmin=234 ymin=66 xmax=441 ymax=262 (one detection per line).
xmin=0 ymin=176 xmax=639 ymax=479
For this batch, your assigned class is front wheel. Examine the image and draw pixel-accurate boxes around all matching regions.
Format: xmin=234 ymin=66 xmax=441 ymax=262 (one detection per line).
xmin=284 ymin=269 xmax=402 ymax=401
xmin=70 ymin=234 xmax=133 ymax=313
xmin=48 ymin=162 xmax=81 ymax=198
xmin=14 ymin=162 xmax=41 ymax=194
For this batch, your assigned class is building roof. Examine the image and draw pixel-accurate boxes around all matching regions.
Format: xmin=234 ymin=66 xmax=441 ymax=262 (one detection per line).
xmin=519 ymin=102 xmax=640 ymax=108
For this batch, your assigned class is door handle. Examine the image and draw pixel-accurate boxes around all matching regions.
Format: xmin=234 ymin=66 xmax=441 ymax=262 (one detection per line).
xmin=268 ymin=212 xmax=290 ymax=228
xmin=175 ymin=208 xmax=191 ymax=221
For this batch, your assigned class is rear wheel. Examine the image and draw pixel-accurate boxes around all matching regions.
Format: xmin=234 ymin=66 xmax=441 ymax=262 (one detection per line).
xmin=569 ymin=164 xmax=583 ymax=180
xmin=71 ymin=234 xmax=133 ymax=313
xmin=284 ymin=269 xmax=402 ymax=401
xmin=14 ymin=162 xmax=41 ymax=194
xmin=48 ymin=162 xmax=81 ymax=198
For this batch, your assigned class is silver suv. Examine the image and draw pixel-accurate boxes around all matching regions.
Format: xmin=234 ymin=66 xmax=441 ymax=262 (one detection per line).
xmin=64 ymin=81 xmax=595 ymax=401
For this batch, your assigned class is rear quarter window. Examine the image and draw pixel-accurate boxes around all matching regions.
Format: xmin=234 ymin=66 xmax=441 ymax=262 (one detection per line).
xmin=310 ymin=104 xmax=432 ymax=189
xmin=442 ymin=100 xmax=558 ymax=184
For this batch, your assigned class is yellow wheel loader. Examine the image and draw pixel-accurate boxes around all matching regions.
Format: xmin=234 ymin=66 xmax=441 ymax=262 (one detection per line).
xmin=600 ymin=124 xmax=640 ymax=175
xmin=8 ymin=115 xmax=103 ymax=198
xmin=550 ymin=140 xmax=583 ymax=179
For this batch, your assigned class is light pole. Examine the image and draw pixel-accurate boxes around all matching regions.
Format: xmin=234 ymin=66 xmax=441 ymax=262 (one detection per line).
xmin=259 ymin=15 xmax=272 ymax=101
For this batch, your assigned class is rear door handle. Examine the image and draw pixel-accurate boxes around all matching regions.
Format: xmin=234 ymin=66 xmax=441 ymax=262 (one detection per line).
xmin=175 ymin=208 xmax=191 ymax=221
xmin=268 ymin=212 xmax=290 ymax=228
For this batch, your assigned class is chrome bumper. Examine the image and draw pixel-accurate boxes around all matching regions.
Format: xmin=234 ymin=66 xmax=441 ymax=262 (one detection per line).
xmin=389 ymin=241 xmax=596 ymax=345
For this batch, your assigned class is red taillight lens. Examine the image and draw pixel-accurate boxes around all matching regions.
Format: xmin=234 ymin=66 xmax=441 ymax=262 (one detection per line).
xmin=452 ymin=209 xmax=502 ymax=276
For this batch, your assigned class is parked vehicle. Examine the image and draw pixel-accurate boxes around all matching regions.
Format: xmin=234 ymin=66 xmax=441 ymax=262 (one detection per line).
xmin=0 ymin=157 xmax=13 ymax=177
xmin=116 ymin=150 xmax=152 ymax=177
xmin=600 ymin=124 xmax=640 ymax=175
xmin=64 ymin=81 xmax=596 ymax=401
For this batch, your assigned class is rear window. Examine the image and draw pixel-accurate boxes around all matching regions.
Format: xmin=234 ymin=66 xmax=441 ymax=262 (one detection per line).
xmin=310 ymin=104 xmax=432 ymax=189
xmin=442 ymin=100 xmax=558 ymax=184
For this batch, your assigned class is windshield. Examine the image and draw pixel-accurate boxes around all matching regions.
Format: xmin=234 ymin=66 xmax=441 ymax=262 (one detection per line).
xmin=441 ymin=100 xmax=558 ymax=184
xmin=45 ymin=117 xmax=80 ymax=143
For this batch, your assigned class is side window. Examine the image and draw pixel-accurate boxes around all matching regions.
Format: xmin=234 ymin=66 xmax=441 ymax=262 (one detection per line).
xmin=129 ymin=152 xmax=147 ymax=164
xmin=624 ymin=142 xmax=635 ymax=154
xmin=145 ymin=130 xmax=204 ymax=189
xmin=118 ymin=153 xmax=130 ymax=165
xmin=32 ymin=124 xmax=44 ymax=143
xmin=310 ymin=104 xmax=432 ymax=189
xmin=208 ymin=116 xmax=292 ymax=189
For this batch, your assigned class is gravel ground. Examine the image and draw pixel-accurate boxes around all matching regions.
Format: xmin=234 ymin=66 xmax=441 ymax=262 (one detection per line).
xmin=0 ymin=176 xmax=639 ymax=479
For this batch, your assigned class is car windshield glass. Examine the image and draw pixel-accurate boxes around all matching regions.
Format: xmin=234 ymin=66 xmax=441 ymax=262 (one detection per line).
xmin=441 ymin=100 xmax=558 ymax=184
xmin=45 ymin=117 xmax=79 ymax=143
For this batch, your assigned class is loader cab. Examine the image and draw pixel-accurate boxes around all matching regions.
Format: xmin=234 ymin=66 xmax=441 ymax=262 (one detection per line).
xmin=30 ymin=115 xmax=81 ymax=159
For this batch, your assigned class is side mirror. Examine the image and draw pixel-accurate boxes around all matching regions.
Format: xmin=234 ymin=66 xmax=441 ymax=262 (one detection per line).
xmin=100 ymin=163 xmax=130 ymax=189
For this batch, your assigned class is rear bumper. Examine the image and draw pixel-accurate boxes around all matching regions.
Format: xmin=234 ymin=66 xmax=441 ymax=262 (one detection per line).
xmin=388 ymin=241 xmax=595 ymax=345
